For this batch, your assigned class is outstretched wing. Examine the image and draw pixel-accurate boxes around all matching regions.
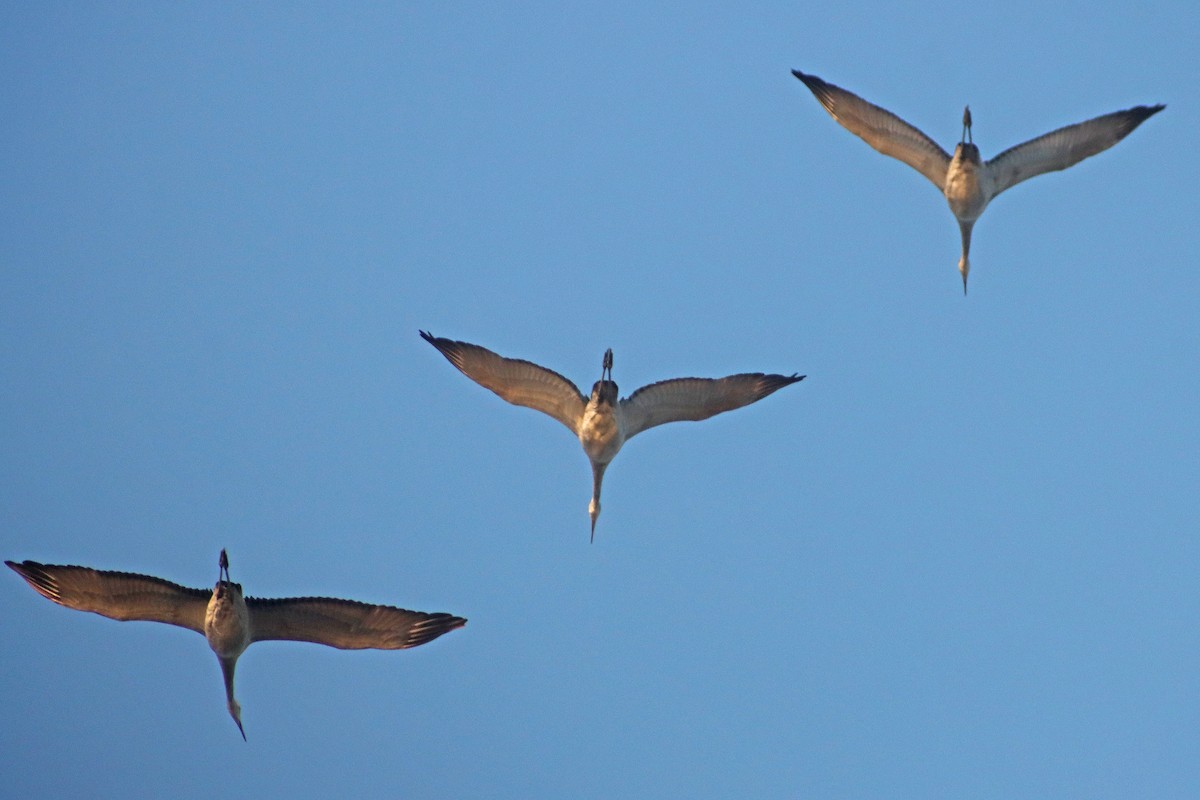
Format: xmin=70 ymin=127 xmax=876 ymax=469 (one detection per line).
xmin=793 ymin=69 xmax=952 ymax=192
xmin=420 ymin=331 xmax=586 ymax=435
xmin=6 ymin=560 xmax=208 ymax=634
xmin=248 ymin=595 xmax=466 ymax=650
xmin=987 ymin=104 xmax=1164 ymax=198
xmin=620 ymin=373 xmax=805 ymax=441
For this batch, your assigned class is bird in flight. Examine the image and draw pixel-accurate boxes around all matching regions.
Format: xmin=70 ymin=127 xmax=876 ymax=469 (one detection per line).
xmin=421 ymin=331 xmax=804 ymax=541
xmin=791 ymin=69 xmax=1164 ymax=293
xmin=7 ymin=550 xmax=466 ymax=739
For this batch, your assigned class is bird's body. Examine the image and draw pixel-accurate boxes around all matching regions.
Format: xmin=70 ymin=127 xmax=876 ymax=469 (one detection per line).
xmin=944 ymin=146 xmax=990 ymax=222
xmin=579 ymin=398 xmax=623 ymax=464
xmin=791 ymin=69 xmax=1164 ymax=292
xmin=420 ymin=331 xmax=804 ymax=540
xmin=6 ymin=551 xmax=466 ymax=738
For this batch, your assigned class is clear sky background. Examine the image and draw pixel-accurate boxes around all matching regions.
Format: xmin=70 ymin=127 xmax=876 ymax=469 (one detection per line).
xmin=2 ymin=3 xmax=1197 ymax=798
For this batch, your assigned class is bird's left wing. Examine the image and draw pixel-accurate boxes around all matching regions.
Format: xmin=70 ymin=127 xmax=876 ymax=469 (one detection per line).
xmin=6 ymin=560 xmax=209 ymax=634
xmin=987 ymin=104 xmax=1164 ymax=197
xmin=421 ymin=331 xmax=586 ymax=434
xmin=620 ymin=373 xmax=804 ymax=441
xmin=248 ymin=596 xmax=466 ymax=650
xmin=792 ymin=70 xmax=952 ymax=192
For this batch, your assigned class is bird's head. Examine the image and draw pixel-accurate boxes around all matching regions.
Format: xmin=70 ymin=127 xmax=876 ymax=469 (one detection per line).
xmin=588 ymin=497 xmax=601 ymax=542
xmin=228 ymin=696 xmax=246 ymax=741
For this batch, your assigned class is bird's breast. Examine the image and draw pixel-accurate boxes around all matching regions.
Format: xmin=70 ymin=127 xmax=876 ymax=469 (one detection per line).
xmin=943 ymin=159 xmax=992 ymax=221
xmin=205 ymin=594 xmax=251 ymax=658
xmin=578 ymin=404 xmax=623 ymax=463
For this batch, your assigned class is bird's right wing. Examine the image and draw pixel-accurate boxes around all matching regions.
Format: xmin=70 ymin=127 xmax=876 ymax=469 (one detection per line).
xmin=6 ymin=560 xmax=209 ymax=634
xmin=420 ymin=331 xmax=587 ymax=434
xmin=620 ymin=373 xmax=805 ymax=441
xmin=248 ymin=596 xmax=466 ymax=650
xmin=792 ymin=70 xmax=952 ymax=192
xmin=986 ymin=104 xmax=1165 ymax=198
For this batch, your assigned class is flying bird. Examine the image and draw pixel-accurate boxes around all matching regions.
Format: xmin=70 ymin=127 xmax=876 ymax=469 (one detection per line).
xmin=791 ymin=69 xmax=1164 ymax=293
xmin=420 ymin=331 xmax=804 ymax=541
xmin=6 ymin=550 xmax=466 ymax=739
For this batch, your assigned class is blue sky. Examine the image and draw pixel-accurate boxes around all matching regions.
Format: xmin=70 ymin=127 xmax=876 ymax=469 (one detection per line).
xmin=2 ymin=3 xmax=1197 ymax=797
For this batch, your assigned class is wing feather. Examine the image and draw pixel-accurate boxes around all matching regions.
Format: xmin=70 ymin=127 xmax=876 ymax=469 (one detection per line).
xmin=248 ymin=596 xmax=466 ymax=650
xmin=793 ymin=70 xmax=951 ymax=192
xmin=6 ymin=560 xmax=208 ymax=634
xmin=421 ymin=331 xmax=586 ymax=435
xmin=986 ymin=104 xmax=1164 ymax=197
xmin=620 ymin=373 xmax=804 ymax=440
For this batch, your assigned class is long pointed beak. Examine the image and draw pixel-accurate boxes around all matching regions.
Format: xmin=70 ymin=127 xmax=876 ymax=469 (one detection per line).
xmin=232 ymin=710 xmax=246 ymax=741
xmin=962 ymin=272 xmax=968 ymax=296
xmin=589 ymin=463 xmax=606 ymax=543
xmin=220 ymin=657 xmax=246 ymax=741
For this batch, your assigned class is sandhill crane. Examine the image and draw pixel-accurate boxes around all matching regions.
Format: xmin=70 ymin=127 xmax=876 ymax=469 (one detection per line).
xmin=791 ymin=69 xmax=1164 ymax=293
xmin=6 ymin=550 xmax=466 ymax=738
xmin=421 ymin=331 xmax=804 ymax=541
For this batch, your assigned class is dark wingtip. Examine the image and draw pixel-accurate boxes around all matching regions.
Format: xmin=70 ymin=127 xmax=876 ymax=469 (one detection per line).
xmin=1132 ymin=104 xmax=1161 ymax=122
xmin=407 ymin=612 xmax=468 ymax=648
xmin=790 ymin=69 xmax=838 ymax=112
xmin=1120 ymin=104 xmax=1166 ymax=134
xmin=419 ymin=330 xmax=462 ymax=367
xmin=5 ymin=560 xmax=36 ymax=587
xmin=420 ymin=330 xmax=454 ymax=352
xmin=6 ymin=559 xmax=39 ymax=578
xmin=757 ymin=372 xmax=807 ymax=399
xmin=791 ymin=69 xmax=822 ymax=90
xmin=6 ymin=560 xmax=59 ymax=603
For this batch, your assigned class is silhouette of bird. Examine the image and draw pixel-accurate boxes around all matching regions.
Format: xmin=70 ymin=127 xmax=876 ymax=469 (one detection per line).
xmin=421 ymin=331 xmax=804 ymax=540
xmin=6 ymin=550 xmax=466 ymax=739
xmin=792 ymin=69 xmax=1164 ymax=293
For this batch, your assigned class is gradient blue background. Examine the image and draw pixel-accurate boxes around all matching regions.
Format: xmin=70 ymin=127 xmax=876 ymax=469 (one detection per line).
xmin=2 ymin=3 xmax=1196 ymax=797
